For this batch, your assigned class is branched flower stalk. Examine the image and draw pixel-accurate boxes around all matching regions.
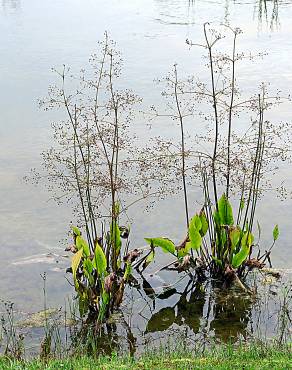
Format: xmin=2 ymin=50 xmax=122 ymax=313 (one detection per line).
xmin=144 ymin=24 xmax=291 ymax=286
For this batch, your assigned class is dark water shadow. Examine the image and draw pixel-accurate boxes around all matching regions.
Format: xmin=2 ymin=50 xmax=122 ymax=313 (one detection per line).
xmin=143 ymin=277 xmax=254 ymax=343
xmin=1 ymin=271 xmax=290 ymax=358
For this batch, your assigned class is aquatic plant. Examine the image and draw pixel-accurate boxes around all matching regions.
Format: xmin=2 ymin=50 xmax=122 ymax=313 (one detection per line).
xmin=142 ymin=24 xmax=289 ymax=286
xmin=67 ymin=220 xmax=141 ymax=324
xmin=33 ymin=34 xmax=159 ymax=324
xmin=0 ymin=302 xmax=24 ymax=360
xmin=33 ymin=25 xmax=292 ymax=325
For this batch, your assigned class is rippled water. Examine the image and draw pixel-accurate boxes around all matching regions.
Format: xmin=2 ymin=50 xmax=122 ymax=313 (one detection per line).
xmin=0 ymin=0 xmax=292 ymax=350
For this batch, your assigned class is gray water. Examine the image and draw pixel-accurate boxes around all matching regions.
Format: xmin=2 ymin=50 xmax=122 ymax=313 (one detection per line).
xmin=0 ymin=0 xmax=291 ymax=338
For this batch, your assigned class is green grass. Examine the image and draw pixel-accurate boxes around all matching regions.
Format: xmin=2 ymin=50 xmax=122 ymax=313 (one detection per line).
xmin=0 ymin=343 xmax=291 ymax=369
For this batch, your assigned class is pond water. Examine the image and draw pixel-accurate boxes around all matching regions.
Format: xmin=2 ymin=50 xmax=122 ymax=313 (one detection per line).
xmin=0 ymin=0 xmax=292 ymax=354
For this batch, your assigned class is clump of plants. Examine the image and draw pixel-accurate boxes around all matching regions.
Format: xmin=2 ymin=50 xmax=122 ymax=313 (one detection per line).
xmin=36 ymin=25 xmax=292 ymax=326
xmin=36 ymin=34 xmax=153 ymax=325
xmin=143 ymin=24 xmax=289 ymax=288
xmin=67 ymin=219 xmax=140 ymax=323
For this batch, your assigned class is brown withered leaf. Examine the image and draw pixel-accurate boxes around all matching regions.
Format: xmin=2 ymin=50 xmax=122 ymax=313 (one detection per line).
xmin=176 ymin=235 xmax=189 ymax=251
xmin=65 ymin=245 xmax=77 ymax=253
xmin=104 ymin=272 xmax=117 ymax=294
xmin=174 ymin=254 xmax=191 ymax=272
xmin=245 ymin=258 xmax=265 ymax=269
xmin=123 ymin=249 xmax=141 ymax=263
xmin=224 ymin=265 xmax=236 ymax=281
xmin=114 ymin=280 xmax=125 ymax=307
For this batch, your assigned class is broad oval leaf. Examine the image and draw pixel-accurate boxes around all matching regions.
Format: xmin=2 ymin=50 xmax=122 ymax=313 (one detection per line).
xmin=230 ymin=227 xmax=241 ymax=252
xmin=83 ymin=258 xmax=93 ymax=274
xmin=76 ymin=236 xmax=90 ymax=257
xmin=72 ymin=226 xmax=81 ymax=236
xmin=145 ymin=237 xmax=176 ymax=255
xmin=218 ymin=193 xmax=234 ymax=226
xmin=189 ymin=215 xmax=202 ymax=251
xmin=110 ymin=221 xmax=122 ymax=254
xmin=92 ymin=242 xmax=107 ymax=275
xmin=273 ymin=225 xmax=279 ymax=241
xmin=191 ymin=214 xmax=202 ymax=231
xmin=241 ymin=231 xmax=254 ymax=248
xmin=72 ymin=248 xmax=83 ymax=287
xmin=199 ymin=211 xmax=209 ymax=237
xmin=189 ymin=228 xmax=202 ymax=251
xmin=232 ymin=246 xmax=249 ymax=269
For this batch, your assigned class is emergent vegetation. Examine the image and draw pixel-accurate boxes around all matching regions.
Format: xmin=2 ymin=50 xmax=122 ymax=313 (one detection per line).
xmin=32 ymin=25 xmax=292 ymax=327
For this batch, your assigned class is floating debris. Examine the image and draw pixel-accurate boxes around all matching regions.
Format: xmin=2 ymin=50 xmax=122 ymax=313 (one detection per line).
xmin=12 ymin=253 xmax=68 ymax=266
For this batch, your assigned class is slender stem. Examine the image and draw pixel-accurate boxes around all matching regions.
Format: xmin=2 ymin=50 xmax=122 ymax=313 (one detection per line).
xmin=242 ymin=94 xmax=263 ymax=230
xmin=173 ymin=64 xmax=189 ymax=228
xmin=204 ymin=23 xmax=219 ymax=210
xmin=226 ymin=31 xmax=237 ymax=200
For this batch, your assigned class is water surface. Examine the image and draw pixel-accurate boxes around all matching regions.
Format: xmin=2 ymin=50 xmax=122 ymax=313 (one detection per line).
xmin=0 ymin=0 xmax=291 ymax=350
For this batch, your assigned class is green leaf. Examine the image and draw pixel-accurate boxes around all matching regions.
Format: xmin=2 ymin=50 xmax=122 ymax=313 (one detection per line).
xmin=143 ymin=250 xmax=155 ymax=270
xmin=83 ymin=258 xmax=94 ymax=286
xmin=146 ymin=250 xmax=155 ymax=264
xmin=98 ymin=292 xmax=110 ymax=322
xmin=78 ymin=295 xmax=89 ymax=317
xmin=71 ymin=248 xmax=83 ymax=287
xmin=114 ymin=202 xmax=120 ymax=216
xmin=102 ymin=291 xmax=110 ymax=305
xmin=213 ymin=210 xmax=221 ymax=227
xmin=230 ymin=227 xmax=241 ymax=252
xmin=191 ymin=214 xmax=202 ymax=231
xmin=76 ymin=236 xmax=90 ymax=257
xmin=218 ymin=193 xmax=234 ymax=226
xmin=241 ymin=231 xmax=254 ymax=248
xmin=232 ymin=245 xmax=249 ymax=269
xmin=199 ymin=211 xmax=209 ymax=237
xmin=92 ymin=242 xmax=107 ymax=275
xmin=110 ymin=221 xmax=122 ymax=254
xmin=83 ymin=258 xmax=93 ymax=274
xmin=72 ymin=226 xmax=81 ymax=236
xmin=177 ymin=242 xmax=191 ymax=258
xmin=145 ymin=237 xmax=176 ymax=255
xmin=273 ymin=224 xmax=279 ymax=241
xmin=123 ymin=262 xmax=132 ymax=281
xmin=240 ymin=198 xmax=245 ymax=211
xmin=188 ymin=218 xmax=202 ymax=251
